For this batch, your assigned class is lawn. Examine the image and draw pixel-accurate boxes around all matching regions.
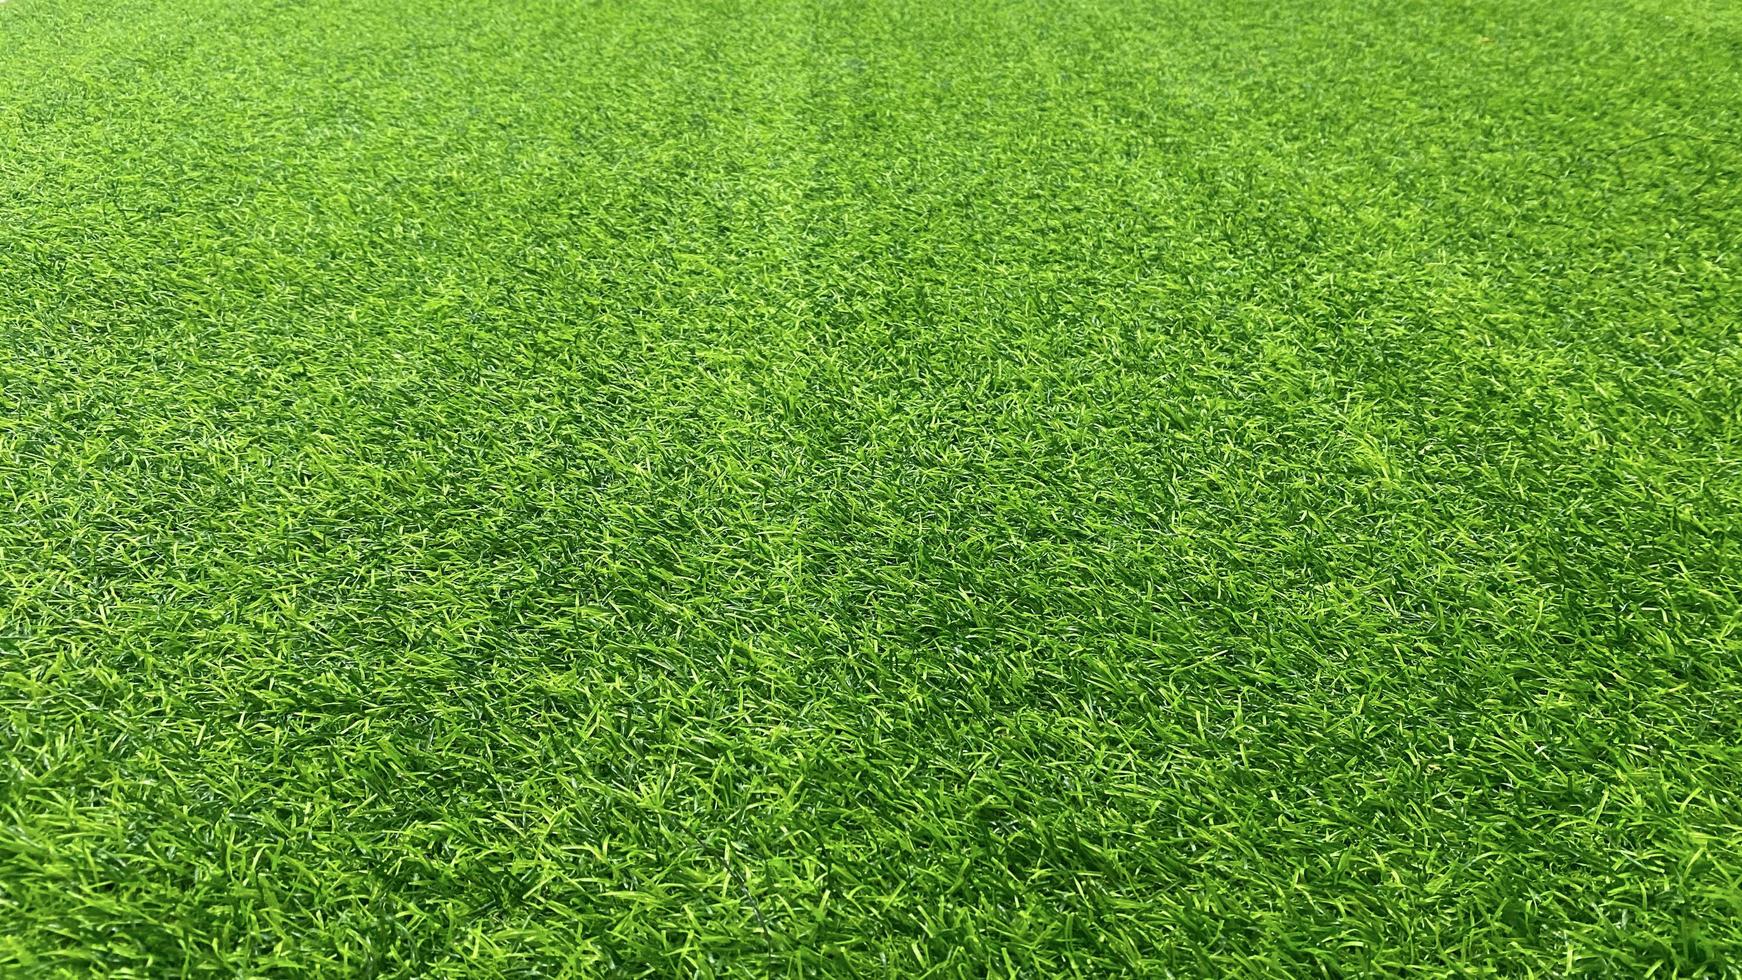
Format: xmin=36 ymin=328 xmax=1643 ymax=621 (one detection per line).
xmin=2 ymin=0 xmax=1740 ymax=975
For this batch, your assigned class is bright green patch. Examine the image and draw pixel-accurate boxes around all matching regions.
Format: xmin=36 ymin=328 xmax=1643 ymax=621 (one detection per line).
xmin=2 ymin=0 xmax=1739 ymax=975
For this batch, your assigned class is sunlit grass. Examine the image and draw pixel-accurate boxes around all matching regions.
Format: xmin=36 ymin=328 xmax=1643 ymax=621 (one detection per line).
xmin=2 ymin=0 xmax=1739 ymax=974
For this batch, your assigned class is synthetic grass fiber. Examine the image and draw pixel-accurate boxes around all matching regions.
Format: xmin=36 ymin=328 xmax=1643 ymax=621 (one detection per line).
xmin=3 ymin=0 xmax=1742 ymax=975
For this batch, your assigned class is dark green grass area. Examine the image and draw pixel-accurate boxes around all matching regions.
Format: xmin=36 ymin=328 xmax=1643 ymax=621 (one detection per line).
xmin=2 ymin=0 xmax=1740 ymax=974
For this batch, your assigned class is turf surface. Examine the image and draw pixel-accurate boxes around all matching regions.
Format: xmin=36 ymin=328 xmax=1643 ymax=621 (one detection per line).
xmin=3 ymin=0 xmax=1741 ymax=974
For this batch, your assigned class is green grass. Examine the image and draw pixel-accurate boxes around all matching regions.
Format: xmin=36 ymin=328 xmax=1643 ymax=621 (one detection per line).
xmin=2 ymin=0 xmax=1740 ymax=974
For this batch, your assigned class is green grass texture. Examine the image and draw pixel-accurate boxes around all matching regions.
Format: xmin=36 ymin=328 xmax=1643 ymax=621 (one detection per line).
xmin=3 ymin=0 xmax=1740 ymax=975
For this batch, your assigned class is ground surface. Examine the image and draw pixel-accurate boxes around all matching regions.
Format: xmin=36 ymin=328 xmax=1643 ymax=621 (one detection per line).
xmin=2 ymin=0 xmax=1740 ymax=975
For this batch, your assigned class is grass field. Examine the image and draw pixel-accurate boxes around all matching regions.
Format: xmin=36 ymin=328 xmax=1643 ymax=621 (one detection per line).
xmin=3 ymin=0 xmax=1741 ymax=974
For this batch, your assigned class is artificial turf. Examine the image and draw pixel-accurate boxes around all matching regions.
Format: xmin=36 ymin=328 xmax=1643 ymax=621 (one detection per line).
xmin=2 ymin=0 xmax=1740 ymax=974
